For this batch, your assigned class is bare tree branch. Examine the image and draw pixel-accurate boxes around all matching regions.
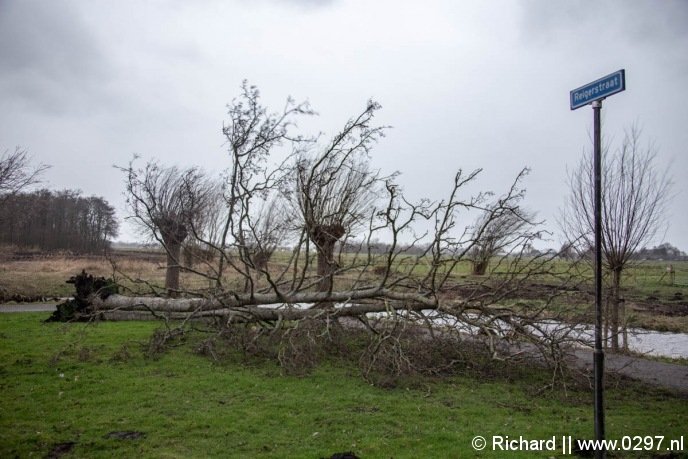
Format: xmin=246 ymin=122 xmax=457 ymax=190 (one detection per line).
xmin=0 ymin=147 xmax=50 ymax=196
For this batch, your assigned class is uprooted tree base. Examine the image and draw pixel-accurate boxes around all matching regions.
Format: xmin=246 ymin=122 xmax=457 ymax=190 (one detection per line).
xmin=45 ymin=270 xmax=118 ymax=322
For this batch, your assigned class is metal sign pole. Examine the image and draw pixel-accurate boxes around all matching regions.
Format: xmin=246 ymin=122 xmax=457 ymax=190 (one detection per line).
xmin=571 ymin=69 xmax=624 ymax=459
xmin=592 ymin=99 xmax=605 ymax=459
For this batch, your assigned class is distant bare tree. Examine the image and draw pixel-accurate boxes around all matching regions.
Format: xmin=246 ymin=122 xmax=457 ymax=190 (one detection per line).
xmin=560 ymin=126 xmax=672 ymax=350
xmin=0 ymin=146 xmax=52 ymax=254
xmin=469 ymin=169 xmax=535 ymax=275
xmin=242 ymin=196 xmax=290 ymax=274
xmin=121 ymin=159 xmax=221 ymax=296
xmin=558 ymin=242 xmax=576 ymax=261
xmin=0 ymin=147 xmax=49 ymax=196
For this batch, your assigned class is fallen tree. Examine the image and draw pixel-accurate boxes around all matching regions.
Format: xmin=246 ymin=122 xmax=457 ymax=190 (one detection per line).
xmin=91 ymin=83 xmax=588 ymax=377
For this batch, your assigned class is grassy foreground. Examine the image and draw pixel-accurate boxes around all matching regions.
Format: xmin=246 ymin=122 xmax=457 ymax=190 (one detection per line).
xmin=1 ymin=313 xmax=687 ymax=458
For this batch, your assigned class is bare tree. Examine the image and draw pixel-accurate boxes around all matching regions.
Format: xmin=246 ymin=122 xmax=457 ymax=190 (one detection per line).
xmin=560 ymin=126 xmax=672 ymax=350
xmin=293 ymin=101 xmax=385 ymax=295
xmin=469 ymin=169 xmax=536 ymax=275
xmin=558 ymin=242 xmax=576 ymax=261
xmin=0 ymin=147 xmax=49 ymax=196
xmin=242 ymin=196 xmax=290 ymax=274
xmin=120 ymin=158 xmax=221 ymax=296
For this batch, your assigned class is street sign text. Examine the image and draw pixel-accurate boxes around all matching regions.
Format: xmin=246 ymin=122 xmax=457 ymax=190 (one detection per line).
xmin=570 ymin=69 xmax=625 ymax=110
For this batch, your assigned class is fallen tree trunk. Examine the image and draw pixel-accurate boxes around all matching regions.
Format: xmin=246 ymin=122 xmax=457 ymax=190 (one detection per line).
xmin=92 ymin=291 xmax=437 ymax=322
xmin=48 ymin=271 xmax=462 ymax=323
xmin=96 ymin=288 xmax=438 ymax=311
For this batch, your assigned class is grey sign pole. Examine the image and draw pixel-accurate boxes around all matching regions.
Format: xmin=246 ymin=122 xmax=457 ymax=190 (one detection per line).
xmin=592 ymin=99 xmax=605 ymax=459
xmin=570 ymin=69 xmax=625 ymax=459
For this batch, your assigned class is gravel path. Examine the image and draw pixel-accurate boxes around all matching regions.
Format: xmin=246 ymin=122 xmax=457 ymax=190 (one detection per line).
xmin=0 ymin=303 xmax=58 ymax=312
xmin=2 ymin=302 xmax=687 ymax=394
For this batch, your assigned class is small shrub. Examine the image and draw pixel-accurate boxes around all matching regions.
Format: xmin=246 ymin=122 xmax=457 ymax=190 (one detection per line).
xmin=77 ymin=346 xmax=96 ymax=362
xmin=143 ymin=327 xmax=184 ymax=359
xmin=111 ymin=343 xmax=133 ymax=362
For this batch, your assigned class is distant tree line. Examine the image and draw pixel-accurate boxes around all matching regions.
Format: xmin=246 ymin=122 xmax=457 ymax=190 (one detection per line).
xmin=340 ymin=240 xmax=430 ymax=256
xmin=634 ymin=243 xmax=687 ymax=261
xmin=558 ymin=242 xmax=686 ymax=262
xmin=0 ymin=189 xmax=119 ymax=253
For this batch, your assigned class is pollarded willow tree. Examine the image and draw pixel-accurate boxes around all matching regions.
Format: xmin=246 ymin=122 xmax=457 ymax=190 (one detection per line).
xmin=559 ymin=126 xmax=672 ymax=351
xmin=99 ymin=83 xmax=584 ymax=370
xmin=469 ymin=169 xmax=536 ymax=275
xmin=120 ymin=159 xmax=222 ymax=297
xmin=293 ymin=101 xmax=385 ymax=296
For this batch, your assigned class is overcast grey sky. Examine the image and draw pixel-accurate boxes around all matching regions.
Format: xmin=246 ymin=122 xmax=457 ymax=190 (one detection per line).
xmin=1 ymin=0 xmax=687 ymax=250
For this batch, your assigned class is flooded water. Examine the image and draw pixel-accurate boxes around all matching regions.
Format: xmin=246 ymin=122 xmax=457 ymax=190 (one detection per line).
xmin=276 ymin=303 xmax=688 ymax=359
xmin=366 ymin=308 xmax=688 ymax=359
xmin=626 ymin=329 xmax=688 ymax=358
xmin=532 ymin=319 xmax=688 ymax=358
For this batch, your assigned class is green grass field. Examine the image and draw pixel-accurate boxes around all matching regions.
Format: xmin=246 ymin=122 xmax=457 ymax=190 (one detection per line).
xmin=1 ymin=313 xmax=686 ymax=458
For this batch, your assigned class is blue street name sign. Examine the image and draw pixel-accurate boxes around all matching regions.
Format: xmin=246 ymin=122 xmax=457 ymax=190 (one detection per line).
xmin=570 ymin=69 xmax=625 ymax=110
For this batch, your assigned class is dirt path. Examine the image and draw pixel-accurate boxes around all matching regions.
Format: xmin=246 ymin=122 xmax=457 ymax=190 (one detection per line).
xmin=2 ymin=302 xmax=688 ymax=394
